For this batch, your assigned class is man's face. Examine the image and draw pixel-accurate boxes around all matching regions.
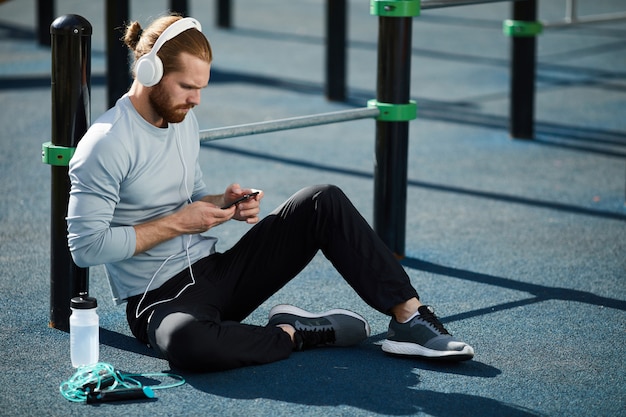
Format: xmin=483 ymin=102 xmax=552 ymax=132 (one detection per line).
xmin=148 ymin=52 xmax=211 ymax=125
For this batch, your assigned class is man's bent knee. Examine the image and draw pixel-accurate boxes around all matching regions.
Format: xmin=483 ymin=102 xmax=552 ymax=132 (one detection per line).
xmin=149 ymin=311 xmax=244 ymax=372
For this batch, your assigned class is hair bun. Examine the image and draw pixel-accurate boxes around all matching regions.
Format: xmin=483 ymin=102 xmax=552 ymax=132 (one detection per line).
xmin=123 ymin=21 xmax=143 ymax=51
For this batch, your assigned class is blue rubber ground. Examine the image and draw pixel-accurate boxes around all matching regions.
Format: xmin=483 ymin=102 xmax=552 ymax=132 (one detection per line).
xmin=0 ymin=1 xmax=624 ymax=416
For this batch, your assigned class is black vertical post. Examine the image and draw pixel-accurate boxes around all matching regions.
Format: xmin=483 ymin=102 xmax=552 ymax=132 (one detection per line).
xmin=326 ymin=0 xmax=347 ymax=101
xmin=106 ymin=0 xmax=131 ymax=109
xmin=373 ymin=15 xmax=413 ymax=258
xmin=49 ymin=15 xmax=92 ymax=331
xmin=217 ymin=0 xmax=232 ymax=28
xmin=509 ymin=0 xmax=538 ymax=139
xmin=37 ymin=0 xmax=54 ymax=46
xmin=170 ymin=0 xmax=189 ymax=16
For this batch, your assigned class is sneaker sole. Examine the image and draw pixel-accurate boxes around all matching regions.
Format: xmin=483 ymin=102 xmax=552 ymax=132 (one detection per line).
xmin=381 ymin=340 xmax=474 ymax=361
xmin=269 ymin=304 xmax=371 ymax=338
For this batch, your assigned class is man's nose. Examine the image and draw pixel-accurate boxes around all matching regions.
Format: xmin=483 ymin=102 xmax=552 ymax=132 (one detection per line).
xmin=188 ymin=90 xmax=201 ymax=106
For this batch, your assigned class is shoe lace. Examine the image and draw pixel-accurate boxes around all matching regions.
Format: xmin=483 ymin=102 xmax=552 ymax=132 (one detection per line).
xmin=418 ymin=306 xmax=450 ymax=335
xmin=294 ymin=328 xmax=336 ymax=351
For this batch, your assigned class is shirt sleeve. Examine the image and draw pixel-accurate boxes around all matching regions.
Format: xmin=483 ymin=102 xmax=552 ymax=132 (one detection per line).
xmin=66 ymin=131 xmax=136 ymax=268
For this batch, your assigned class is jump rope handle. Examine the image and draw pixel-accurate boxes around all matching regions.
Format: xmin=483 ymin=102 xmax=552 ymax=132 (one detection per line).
xmin=86 ymin=386 xmax=155 ymax=403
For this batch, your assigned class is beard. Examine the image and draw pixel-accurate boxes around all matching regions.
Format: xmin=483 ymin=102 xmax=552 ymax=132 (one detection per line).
xmin=148 ymin=83 xmax=193 ymax=124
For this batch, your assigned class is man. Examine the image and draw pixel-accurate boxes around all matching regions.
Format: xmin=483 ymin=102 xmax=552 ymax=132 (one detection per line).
xmin=67 ymin=15 xmax=474 ymax=372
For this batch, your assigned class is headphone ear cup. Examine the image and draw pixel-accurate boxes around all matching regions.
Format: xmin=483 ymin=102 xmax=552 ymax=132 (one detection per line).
xmin=135 ymin=53 xmax=163 ymax=87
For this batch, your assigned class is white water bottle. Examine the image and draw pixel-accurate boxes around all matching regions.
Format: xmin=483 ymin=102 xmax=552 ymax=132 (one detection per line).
xmin=70 ymin=294 xmax=99 ymax=368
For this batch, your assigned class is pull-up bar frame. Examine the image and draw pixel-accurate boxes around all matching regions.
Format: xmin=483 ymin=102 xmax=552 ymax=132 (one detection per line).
xmin=45 ymin=0 xmax=540 ymax=328
xmin=200 ymin=107 xmax=380 ymax=142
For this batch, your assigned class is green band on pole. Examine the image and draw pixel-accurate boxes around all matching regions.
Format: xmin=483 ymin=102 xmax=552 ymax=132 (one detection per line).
xmin=368 ymin=99 xmax=417 ymax=121
xmin=42 ymin=142 xmax=75 ymax=166
xmin=503 ymin=19 xmax=543 ymax=37
xmin=370 ymin=0 xmax=421 ymax=17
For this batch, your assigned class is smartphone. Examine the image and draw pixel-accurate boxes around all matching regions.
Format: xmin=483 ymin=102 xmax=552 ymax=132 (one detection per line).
xmin=221 ymin=191 xmax=260 ymax=209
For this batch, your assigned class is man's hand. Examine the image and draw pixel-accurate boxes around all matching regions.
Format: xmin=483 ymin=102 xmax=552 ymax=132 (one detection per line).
xmin=133 ymin=201 xmax=234 ymax=255
xmin=133 ymin=183 xmax=263 ymax=255
xmin=175 ymin=200 xmax=237 ymax=233
xmin=222 ymin=183 xmax=264 ymax=224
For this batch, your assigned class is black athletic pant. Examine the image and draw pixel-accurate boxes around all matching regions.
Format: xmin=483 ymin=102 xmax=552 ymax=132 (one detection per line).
xmin=126 ymin=184 xmax=419 ymax=372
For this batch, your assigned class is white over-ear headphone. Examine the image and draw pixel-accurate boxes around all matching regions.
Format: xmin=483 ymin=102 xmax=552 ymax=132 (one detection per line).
xmin=135 ymin=17 xmax=203 ymax=87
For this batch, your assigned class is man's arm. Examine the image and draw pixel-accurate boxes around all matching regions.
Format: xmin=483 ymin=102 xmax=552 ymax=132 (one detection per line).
xmin=133 ymin=182 xmax=263 ymax=255
xmin=133 ymin=200 xmax=235 ymax=255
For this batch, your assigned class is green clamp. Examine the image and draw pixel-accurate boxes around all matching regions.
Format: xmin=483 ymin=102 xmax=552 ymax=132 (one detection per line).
xmin=503 ymin=19 xmax=543 ymax=37
xmin=42 ymin=142 xmax=75 ymax=166
xmin=368 ymin=99 xmax=417 ymax=122
xmin=370 ymin=0 xmax=421 ymax=17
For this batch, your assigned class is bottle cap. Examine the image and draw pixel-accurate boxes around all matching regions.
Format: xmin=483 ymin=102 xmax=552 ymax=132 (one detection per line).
xmin=70 ymin=293 xmax=97 ymax=309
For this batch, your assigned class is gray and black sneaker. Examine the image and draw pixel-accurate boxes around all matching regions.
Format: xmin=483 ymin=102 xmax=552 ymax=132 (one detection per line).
xmin=268 ymin=304 xmax=371 ymax=350
xmin=382 ymin=305 xmax=474 ymax=361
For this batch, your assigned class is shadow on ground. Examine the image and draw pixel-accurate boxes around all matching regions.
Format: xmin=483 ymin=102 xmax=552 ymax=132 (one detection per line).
xmin=181 ymin=345 xmax=541 ymax=416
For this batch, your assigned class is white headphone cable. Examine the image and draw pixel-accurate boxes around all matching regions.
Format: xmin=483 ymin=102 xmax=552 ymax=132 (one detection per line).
xmin=135 ymin=126 xmax=197 ymax=319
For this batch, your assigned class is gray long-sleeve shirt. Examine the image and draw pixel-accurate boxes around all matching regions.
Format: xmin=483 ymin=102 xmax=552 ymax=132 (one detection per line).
xmin=67 ymin=95 xmax=216 ymax=304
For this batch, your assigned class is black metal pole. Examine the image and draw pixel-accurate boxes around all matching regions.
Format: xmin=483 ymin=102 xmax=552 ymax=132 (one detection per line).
xmin=373 ymin=16 xmax=413 ymax=258
xmin=509 ymin=0 xmax=538 ymax=139
xmin=326 ymin=0 xmax=347 ymax=101
xmin=49 ymin=15 xmax=92 ymax=331
xmin=170 ymin=0 xmax=189 ymax=16
xmin=106 ymin=0 xmax=131 ymax=109
xmin=37 ymin=0 xmax=54 ymax=46
xmin=217 ymin=0 xmax=232 ymax=28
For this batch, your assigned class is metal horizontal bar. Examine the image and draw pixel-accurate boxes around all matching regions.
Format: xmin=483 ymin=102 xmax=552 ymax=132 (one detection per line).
xmin=421 ymin=0 xmax=523 ymax=10
xmin=543 ymin=11 xmax=626 ymax=27
xmin=199 ymin=106 xmax=380 ymax=142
